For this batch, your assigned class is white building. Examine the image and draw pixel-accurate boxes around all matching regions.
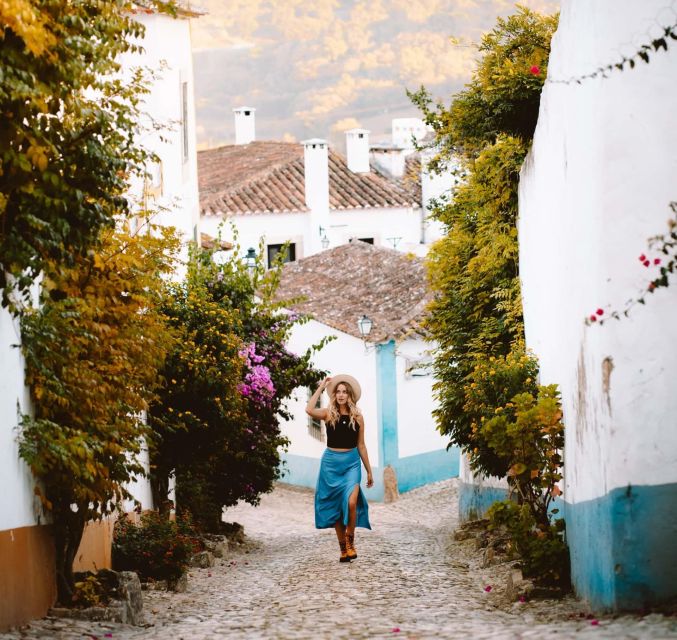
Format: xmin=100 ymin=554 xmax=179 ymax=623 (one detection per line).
xmin=518 ymin=0 xmax=677 ymax=612
xmin=272 ymin=241 xmax=459 ymax=500
xmin=0 ymin=3 xmax=203 ymax=629
xmin=198 ymin=112 xmax=456 ymax=263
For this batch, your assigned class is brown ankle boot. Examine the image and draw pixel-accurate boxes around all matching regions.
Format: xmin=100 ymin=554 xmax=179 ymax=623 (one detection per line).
xmin=339 ymin=539 xmax=351 ymax=563
xmin=346 ymin=533 xmax=357 ymax=560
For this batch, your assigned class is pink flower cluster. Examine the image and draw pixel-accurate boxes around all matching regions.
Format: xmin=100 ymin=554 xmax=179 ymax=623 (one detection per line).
xmin=238 ymin=343 xmax=275 ymax=405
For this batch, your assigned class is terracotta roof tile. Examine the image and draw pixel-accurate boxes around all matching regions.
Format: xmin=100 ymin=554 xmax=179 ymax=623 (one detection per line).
xmin=198 ymin=141 xmax=420 ymax=216
xmin=273 ymin=241 xmax=431 ymax=343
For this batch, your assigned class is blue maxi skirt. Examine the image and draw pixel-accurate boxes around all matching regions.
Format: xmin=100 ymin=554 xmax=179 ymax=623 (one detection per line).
xmin=315 ymin=447 xmax=371 ymax=530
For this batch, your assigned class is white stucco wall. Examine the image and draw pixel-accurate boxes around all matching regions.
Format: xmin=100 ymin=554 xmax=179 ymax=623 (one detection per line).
xmin=201 ymin=212 xmax=308 ymax=262
xmin=201 ymin=205 xmax=424 ymax=262
xmin=395 ymin=338 xmax=448 ymax=458
xmin=420 ymin=151 xmax=459 ymax=245
xmin=119 ymin=12 xmax=201 ymax=504
xmin=519 ymin=0 xmax=677 ymax=505
xmin=123 ymin=12 xmax=201 ymax=262
xmin=0 ymin=307 xmax=41 ymax=531
xmin=282 ymin=319 xmax=380 ymax=467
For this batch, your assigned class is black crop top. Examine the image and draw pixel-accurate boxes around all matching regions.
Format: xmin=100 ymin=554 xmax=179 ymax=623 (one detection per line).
xmin=326 ymin=414 xmax=359 ymax=449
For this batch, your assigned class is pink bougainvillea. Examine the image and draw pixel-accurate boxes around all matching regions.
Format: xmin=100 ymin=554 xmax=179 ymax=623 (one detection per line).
xmin=239 ymin=343 xmax=275 ymax=405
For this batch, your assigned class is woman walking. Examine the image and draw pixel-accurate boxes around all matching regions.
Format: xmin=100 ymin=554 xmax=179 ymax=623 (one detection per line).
xmin=306 ymin=374 xmax=373 ymax=562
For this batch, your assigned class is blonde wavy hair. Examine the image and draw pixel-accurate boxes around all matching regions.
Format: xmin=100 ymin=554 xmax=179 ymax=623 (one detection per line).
xmin=325 ymin=382 xmax=361 ymax=430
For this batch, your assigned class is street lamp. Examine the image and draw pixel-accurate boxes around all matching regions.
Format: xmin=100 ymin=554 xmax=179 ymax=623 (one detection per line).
xmin=243 ymin=247 xmax=257 ymax=277
xmin=357 ymin=315 xmax=373 ymax=338
xmin=321 ymin=234 xmax=330 ymax=249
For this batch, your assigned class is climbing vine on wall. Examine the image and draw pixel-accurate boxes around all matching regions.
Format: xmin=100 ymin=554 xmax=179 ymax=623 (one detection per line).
xmin=19 ymin=222 xmax=180 ymax=604
xmin=587 ymin=201 xmax=677 ymax=325
xmin=548 ymin=14 xmax=677 ymax=85
xmin=413 ymin=6 xmax=570 ymax=586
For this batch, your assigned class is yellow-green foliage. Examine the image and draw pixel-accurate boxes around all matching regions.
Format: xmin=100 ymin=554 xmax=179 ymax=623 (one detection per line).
xmin=426 ymin=137 xmax=528 ymax=477
xmin=19 ymin=222 xmax=179 ymax=603
xmin=0 ymin=0 xmax=165 ymax=308
xmin=414 ymin=6 xmax=568 ymax=586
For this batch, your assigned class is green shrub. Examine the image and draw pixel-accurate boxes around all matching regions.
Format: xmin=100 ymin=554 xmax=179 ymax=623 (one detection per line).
xmin=488 ymin=500 xmax=570 ymax=587
xmin=112 ymin=511 xmax=202 ymax=583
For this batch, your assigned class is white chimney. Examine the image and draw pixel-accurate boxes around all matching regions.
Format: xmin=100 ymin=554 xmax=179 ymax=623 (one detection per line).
xmin=345 ymin=128 xmax=370 ymax=173
xmin=302 ymin=138 xmax=330 ymax=254
xmin=369 ymin=143 xmax=406 ymax=179
xmin=233 ymin=106 xmax=256 ymax=145
xmin=392 ymin=117 xmax=427 ymax=151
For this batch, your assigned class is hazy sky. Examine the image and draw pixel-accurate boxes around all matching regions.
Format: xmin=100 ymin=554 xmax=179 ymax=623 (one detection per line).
xmin=190 ymin=0 xmax=560 ymax=150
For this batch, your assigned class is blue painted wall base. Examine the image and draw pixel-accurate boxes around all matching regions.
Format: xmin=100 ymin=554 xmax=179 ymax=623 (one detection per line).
xmin=458 ymin=480 xmax=508 ymax=522
xmin=279 ymin=449 xmax=459 ymax=503
xmin=565 ymin=482 xmax=677 ymax=612
xmin=393 ymin=447 xmax=459 ymax=493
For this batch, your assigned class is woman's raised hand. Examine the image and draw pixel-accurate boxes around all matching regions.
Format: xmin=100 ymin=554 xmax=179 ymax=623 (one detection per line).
xmin=321 ymin=376 xmax=332 ymax=390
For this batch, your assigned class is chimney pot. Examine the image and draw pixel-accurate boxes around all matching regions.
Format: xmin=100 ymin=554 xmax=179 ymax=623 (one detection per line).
xmin=345 ymin=128 xmax=370 ymax=174
xmin=302 ymin=139 xmax=330 ymax=254
xmin=233 ymin=106 xmax=256 ymax=145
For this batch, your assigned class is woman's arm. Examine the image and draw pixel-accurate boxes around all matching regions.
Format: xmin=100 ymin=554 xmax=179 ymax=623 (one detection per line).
xmin=305 ymin=377 xmax=330 ymax=420
xmin=356 ymin=415 xmax=374 ymax=488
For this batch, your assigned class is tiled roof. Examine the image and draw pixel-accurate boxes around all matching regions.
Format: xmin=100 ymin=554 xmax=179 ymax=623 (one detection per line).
xmin=198 ymin=141 xmax=420 ymax=216
xmin=273 ymin=241 xmax=431 ymax=343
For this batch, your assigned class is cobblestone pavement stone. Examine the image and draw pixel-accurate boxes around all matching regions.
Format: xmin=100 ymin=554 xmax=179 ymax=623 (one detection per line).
xmin=3 ymin=479 xmax=676 ymax=639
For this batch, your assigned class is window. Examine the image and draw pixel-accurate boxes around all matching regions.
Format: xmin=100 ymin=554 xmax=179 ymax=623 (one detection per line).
xmin=358 ymin=237 xmax=374 ymax=245
xmin=307 ymin=388 xmax=324 ymax=441
xmin=181 ymin=81 xmax=189 ymax=163
xmin=404 ymin=354 xmax=434 ymax=379
xmin=267 ymin=243 xmax=296 ymax=267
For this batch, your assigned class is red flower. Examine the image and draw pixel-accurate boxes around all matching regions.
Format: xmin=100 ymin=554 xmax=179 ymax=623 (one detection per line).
xmin=643 ymin=260 xmax=650 ymax=267
xmin=589 ymin=315 xmax=597 ymax=322
xmin=595 ymin=308 xmax=604 ymax=316
xmin=530 ymin=65 xmax=540 ymax=75
xmin=654 ymin=258 xmax=661 ymax=265
xmin=484 ymin=585 xmax=493 ymax=592
xmin=590 ymin=620 xmax=599 ymax=626
xmin=639 ymin=254 xmax=646 ymax=261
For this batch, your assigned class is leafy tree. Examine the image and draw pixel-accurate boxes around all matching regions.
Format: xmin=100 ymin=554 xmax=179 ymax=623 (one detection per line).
xmin=19 ymin=223 xmax=179 ymax=603
xmin=410 ymin=5 xmax=558 ymax=163
xmin=149 ymin=245 xmax=326 ymax=532
xmin=0 ymin=0 xmax=154 ymax=309
xmin=426 ymin=136 xmax=528 ymax=477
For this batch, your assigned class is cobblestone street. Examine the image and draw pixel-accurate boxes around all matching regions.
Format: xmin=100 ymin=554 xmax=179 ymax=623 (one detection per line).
xmin=3 ymin=479 xmax=676 ymax=640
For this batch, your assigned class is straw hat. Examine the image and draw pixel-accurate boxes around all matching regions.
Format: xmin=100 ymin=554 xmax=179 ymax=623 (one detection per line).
xmin=326 ymin=374 xmax=361 ymax=402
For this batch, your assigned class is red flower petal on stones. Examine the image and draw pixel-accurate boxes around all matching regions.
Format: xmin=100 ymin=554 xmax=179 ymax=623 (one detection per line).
xmin=596 ymin=308 xmax=604 ymax=316
xmin=530 ymin=65 xmax=540 ymax=75
xmin=654 ymin=258 xmax=661 ymax=265
xmin=484 ymin=585 xmax=493 ymax=592
xmin=590 ymin=619 xmax=599 ymax=626
xmin=392 ymin=628 xmax=401 ymax=633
